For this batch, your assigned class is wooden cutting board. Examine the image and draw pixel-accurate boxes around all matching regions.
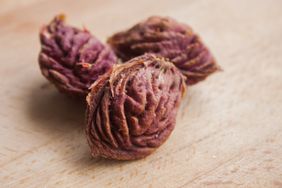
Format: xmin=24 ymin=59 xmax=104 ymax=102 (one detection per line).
xmin=0 ymin=0 xmax=281 ymax=187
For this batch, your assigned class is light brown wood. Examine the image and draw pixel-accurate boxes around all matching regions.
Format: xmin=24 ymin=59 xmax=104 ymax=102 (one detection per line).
xmin=0 ymin=0 xmax=282 ymax=187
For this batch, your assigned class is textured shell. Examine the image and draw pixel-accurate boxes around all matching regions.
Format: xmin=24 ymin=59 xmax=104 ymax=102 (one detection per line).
xmin=108 ymin=16 xmax=219 ymax=85
xmin=39 ymin=15 xmax=117 ymax=97
xmin=86 ymin=54 xmax=185 ymax=160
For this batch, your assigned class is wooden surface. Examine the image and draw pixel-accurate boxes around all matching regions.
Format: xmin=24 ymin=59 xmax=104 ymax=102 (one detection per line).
xmin=0 ymin=0 xmax=282 ymax=187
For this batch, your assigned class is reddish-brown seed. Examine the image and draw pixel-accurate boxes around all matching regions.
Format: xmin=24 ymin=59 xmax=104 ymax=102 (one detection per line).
xmin=108 ymin=16 xmax=220 ymax=85
xmin=86 ymin=54 xmax=185 ymax=160
xmin=39 ymin=14 xmax=117 ymax=98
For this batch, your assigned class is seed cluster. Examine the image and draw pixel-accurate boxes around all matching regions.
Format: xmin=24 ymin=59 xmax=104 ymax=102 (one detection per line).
xmin=38 ymin=14 xmax=219 ymax=160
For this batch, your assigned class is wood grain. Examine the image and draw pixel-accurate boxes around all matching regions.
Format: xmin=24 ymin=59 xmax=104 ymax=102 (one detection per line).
xmin=0 ymin=0 xmax=282 ymax=187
